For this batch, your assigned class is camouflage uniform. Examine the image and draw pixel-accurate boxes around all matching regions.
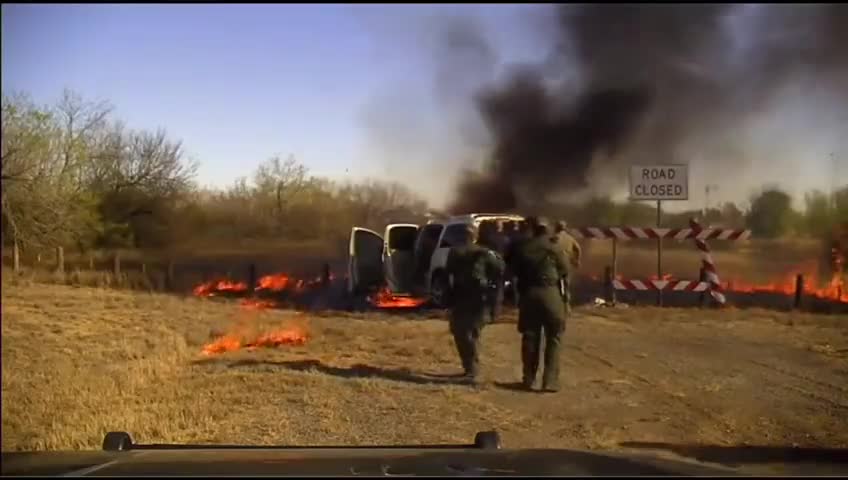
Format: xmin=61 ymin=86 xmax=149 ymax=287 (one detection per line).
xmin=552 ymin=220 xmax=582 ymax=313
xmin=445 ymin=225 xmax=506 ymax=381
xmin=506 ymin=217 xmax=571 ymax=392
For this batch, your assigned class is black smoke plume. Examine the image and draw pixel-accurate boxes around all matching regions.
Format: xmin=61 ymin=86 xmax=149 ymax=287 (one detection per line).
xmin=448 ymin=4 xmax=848 ymax=213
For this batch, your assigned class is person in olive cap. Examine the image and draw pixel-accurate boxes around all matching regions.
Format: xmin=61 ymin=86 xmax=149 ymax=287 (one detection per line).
xmin=552 ymin=220 xmax=582 ymax=314
xmin=505 ymin=216 xmax=571 ymax=392
xmin=445 ymin=224 xmax=506 ymax=384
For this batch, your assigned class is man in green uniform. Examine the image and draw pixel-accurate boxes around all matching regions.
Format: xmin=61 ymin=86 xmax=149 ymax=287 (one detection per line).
xmin=445 ymin=224 xmax=506 ymax=384
xmin=553 ymin=220 xmax=582 ymax=313
xmin=506 ymin=216 xmax=571 ymax=392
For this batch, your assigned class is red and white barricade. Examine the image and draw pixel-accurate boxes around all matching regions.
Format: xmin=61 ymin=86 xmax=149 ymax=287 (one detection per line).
xmin=575 ymin=222 xmax=751 ymax=305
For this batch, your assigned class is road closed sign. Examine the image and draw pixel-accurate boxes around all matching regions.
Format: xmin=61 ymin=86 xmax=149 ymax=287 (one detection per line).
xmin=629 ymin=164 xmax=689 ymax=201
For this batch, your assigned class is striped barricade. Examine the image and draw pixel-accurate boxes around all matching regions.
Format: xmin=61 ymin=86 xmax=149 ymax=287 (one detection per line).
xmin=569 ymin=227 xmax=751 ymax=241
xmin=613 ymin=279 xmax=712 ymax=291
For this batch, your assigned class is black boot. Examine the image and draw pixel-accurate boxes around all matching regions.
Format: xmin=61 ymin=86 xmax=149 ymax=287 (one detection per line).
xmin=521 ymin=333 xmax=540 ymax=390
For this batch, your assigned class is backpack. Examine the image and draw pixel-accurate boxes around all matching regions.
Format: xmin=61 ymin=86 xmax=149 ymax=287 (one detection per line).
xmin=455 ymin=248 xmax=491 ymax=293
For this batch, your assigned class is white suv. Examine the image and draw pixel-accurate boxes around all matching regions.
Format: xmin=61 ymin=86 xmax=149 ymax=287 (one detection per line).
xmin=347 ymin=213 xmax=524 ymax=306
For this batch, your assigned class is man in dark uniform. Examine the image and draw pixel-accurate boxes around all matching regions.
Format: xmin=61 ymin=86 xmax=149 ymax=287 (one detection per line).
xmin=445 ymin=224 xmax=506 ymax=384
xmin=506 ymin=216 xmax=571 ymax=392
xmin=501 ymin=220 xmax=519 ymax=306
xmin=478 ymin=220 xmax=509 ymax=322
xmin=505 ymin=218 xmax=532 ymax=305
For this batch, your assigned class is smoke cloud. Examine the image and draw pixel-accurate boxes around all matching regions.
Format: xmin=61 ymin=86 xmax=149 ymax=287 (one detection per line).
xmin=447 ymin=4 xmax=848 ymax=213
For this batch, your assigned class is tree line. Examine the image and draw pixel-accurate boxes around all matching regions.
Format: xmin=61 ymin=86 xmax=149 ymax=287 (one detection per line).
xmin=1 ymin=90 xmax=429 ymax=257
xmin=546 ymin=186 xmax=847 ymax=239
xmin=2 ymin=89 xmax=846 ymax=260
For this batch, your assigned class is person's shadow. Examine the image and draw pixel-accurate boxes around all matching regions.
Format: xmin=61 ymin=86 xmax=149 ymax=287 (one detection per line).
xmin=193 ymin=357 xmax=475 ymax=386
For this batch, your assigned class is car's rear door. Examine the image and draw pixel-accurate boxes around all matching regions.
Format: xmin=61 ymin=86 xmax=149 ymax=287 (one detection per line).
xmin=347 ymin=227 xmax=384 ymax=295
xmin=383 ymin=223 xmax=419 ymax=294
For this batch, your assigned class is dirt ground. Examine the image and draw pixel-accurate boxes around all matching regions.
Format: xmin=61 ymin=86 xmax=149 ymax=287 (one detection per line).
xmin=2 ymin=280 xmax=847 ymax=456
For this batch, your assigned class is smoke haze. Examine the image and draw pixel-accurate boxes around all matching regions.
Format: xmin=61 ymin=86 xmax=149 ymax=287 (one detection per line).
xmin=359 ymin=5 xmax=848 ymax=213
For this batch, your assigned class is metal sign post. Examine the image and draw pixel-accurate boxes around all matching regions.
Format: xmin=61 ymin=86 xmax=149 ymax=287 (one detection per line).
xmin=629 ymin=164 xmax=689 ymax=307
xmin=657 ymin=200 xmax=662 ymax=306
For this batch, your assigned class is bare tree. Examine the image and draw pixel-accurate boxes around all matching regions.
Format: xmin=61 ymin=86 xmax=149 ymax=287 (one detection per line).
xmin=1 ymin=92 xmax=100 ymax=248
xmin=253 ymin=155 xmax=308 ymax=232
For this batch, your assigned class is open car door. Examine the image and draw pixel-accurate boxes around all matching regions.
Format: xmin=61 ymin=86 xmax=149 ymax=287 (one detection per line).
xmin=383 ymin=223 xmax=419 ymax=295
xmin=348 ymin=227 xmax=384 ymax=295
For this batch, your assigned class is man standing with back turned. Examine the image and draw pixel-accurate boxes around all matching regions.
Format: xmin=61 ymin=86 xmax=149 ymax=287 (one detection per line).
xmin=506 ymin=216 xmax=571 ymax=392
xmin=445 ymin=224 xmax=506 ymax=384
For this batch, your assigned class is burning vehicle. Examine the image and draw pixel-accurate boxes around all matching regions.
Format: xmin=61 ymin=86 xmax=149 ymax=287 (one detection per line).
xmin=347 ymin=213 xmax=524 ymax=307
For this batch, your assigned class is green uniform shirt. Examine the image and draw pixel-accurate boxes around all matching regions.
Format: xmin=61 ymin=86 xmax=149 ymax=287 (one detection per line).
xmin=554 ymin=231 xmax=582 ymax=270
xmin=446 ymin=243 xmax=506 ymax=312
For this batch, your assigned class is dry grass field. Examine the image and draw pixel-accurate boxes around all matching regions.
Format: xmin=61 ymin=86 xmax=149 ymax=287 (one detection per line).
xmin=2 ymin=276 xmax=847 ymax=455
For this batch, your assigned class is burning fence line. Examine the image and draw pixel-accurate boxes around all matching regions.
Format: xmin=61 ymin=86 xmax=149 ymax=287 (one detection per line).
xmin=722 ymin=272 xmax=847 ymax=304
xmin=590 ymin=270 xmax=847 ymax=304
xmin=193 ymin=272 xmax=337 ymax=298
xmin=193 ymin=271 xmax=429 ymax=309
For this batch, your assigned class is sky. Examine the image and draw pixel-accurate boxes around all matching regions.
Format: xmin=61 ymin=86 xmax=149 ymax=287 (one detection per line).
xmin=1 ymin=4 xmax=547 ymax=200
xmin=2 ymin=4 xmax=844 ymax=211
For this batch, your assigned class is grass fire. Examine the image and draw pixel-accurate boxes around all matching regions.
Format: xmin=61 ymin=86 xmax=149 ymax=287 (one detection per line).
xmin=201 ymin=325 xmax=309 ymax=356
xmin=192 ymin=271 xmax=430 ymax=310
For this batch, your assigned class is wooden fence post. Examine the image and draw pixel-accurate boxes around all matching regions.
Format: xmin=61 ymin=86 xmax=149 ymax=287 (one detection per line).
xmin=88 ymin=253 xmax=95 ymax=270
xmin=12 ymin=241 xmax=20 ymax=273
xmin=793 ymin=274 xmax=804 ymax=310
xmin=166 ymin=259 xmax=175 ymax=291
xmin=322 ymin=263 xmax=331 ymax=288
xmin=55 ymin=246 xmax=64 ymax=273
xmin=248 ymin=263 xmax=257 ymax=296
xmin=113 ymin=252 xmax=121 ymax=276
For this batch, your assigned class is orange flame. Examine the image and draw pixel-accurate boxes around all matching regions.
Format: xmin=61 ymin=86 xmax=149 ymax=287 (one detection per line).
xmin=723 ymin=271 xmax=847 ymax=303
xmin=256 ymin=273 xmax=291 ymax=291
xmin=239 ymin=298 xmax=279 ymax=310
xmin=193 ymin=279 xmax=248 ymax=297
xmin=201 ymin=333 xmax=243 ymax=356
xmin=201 ymin=326 xmax=308 ymax=356
xmin=194 ymin=271 xmax=337 ymax=298
xmin=368 ymin=287 xmax=428 ymax=308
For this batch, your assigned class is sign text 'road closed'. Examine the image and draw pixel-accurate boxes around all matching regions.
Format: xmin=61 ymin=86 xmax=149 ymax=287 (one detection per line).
xmin=629 ymin=165 xmax=689 ymax=201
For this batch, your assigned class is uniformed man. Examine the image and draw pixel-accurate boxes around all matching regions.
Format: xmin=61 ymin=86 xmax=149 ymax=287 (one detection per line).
xmin=505 ymin=218 xmax=532 ymax=305
xmin=517 ymin=219 xmax=531 ymax=241
xmin=500 ymin=221 xmax=518 ymax=306
xmin=506 ymin=216 xmax=571 ymax=392
xmin=502 ymin=221 xmax=518 ymax=247
xmin=478 ymin=220 xmax=509 ymax=322
xmin=553 ymin=220 xmax=582 ymax=313
xmin=445 ymin=224 xmax=506 ymax=384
